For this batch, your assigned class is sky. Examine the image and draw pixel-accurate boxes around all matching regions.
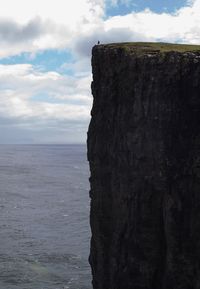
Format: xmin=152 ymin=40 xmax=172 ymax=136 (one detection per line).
xmin=0 ymin=0 xmax=199 ymax=144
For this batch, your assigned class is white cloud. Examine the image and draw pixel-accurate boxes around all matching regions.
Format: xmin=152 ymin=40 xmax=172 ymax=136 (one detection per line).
xmin=0 ymin=0 xmax=104 ymax=25
xmin=104 ymin=1 xmax=200 ymax=44
xmin=0 ymin=0 xmax=199 ymax=58
xmin=107 ymin=0 xmax=132 ymax=7
xmin=0 ymin=64 xmax=92 ymax=122
xmin=0 ymin=0 xmax=104 ymax=57
xmin=72 ymin=0 xmax=200 ymax=59
xmin=0 ymin=0 xmax=200 ymax=143
xmin=0 ymin=17 xmax=44 ymax=43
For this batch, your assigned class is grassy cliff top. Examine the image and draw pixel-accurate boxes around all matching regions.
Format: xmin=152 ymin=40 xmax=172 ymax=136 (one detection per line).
xmin=98 ymin=42 xmax=200 ymax=54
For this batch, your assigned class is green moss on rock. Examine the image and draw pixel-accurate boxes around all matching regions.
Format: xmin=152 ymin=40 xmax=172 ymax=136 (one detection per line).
xmin=96 ymin=42 xmax=200 ymax=54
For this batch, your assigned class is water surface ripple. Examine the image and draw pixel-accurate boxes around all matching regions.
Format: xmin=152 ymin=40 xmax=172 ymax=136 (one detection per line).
xmin=0 ymin=144 xmax=91 ymax=289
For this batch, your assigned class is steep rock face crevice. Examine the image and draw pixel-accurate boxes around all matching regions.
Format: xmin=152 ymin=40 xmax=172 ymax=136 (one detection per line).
xmin=87 ymin=43 xmax=200 ymax=289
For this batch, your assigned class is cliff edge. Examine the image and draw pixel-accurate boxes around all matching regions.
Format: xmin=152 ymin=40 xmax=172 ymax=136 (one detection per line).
xmin=87 ymin=42 xmax=200 ymax=289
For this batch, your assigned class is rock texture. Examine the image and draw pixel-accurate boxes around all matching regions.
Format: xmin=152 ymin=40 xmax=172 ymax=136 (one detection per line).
xmin=87 ymin=43 xmax=200 ymax=289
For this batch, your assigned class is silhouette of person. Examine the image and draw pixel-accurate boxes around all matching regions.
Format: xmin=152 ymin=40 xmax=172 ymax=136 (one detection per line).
xmin=97 ymin=40 xmax=100 ymax=45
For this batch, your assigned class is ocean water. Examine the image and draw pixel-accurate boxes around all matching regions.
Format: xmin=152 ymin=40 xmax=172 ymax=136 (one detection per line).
xmin=0 ymin=144 xmax=92 ymax=289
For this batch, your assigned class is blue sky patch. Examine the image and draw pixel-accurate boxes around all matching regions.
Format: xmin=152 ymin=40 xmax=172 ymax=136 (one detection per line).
xmin=106 ymin=0 xmax=188 ymax=16
xmin=0 ymin=49 xmax=74 ymax=73
xmin=31 ymin=93 xmax=67 ymax=104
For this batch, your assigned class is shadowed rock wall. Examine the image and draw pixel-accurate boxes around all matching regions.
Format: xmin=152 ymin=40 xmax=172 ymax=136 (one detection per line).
xmin=87 ymin=43 xmax=200 ymax=289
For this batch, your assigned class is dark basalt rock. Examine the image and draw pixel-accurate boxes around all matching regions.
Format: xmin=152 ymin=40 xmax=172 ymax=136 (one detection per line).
xmin=87 ymin=43 xmax=200 ymax=289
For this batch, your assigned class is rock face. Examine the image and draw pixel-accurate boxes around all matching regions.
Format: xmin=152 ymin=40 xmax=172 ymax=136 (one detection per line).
xmin=87 ymin=43 xmax=200 ymax=289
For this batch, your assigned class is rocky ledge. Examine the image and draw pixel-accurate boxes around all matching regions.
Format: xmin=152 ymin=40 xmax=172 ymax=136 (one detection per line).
xmin=87 ymin=42 xmax=200 ymax=289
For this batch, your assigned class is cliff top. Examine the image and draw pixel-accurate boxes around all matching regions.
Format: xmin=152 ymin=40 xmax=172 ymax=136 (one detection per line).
xmin=94 ymin=42 xmax=200 ymax=54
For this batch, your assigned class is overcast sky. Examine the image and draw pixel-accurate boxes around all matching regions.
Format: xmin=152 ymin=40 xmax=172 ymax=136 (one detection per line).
xmin=0 ymin=0 xmax=199 ymax=143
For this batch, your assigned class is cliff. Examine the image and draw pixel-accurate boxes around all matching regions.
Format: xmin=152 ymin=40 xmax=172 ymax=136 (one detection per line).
xmin=87 ymin=42 xmax=200 ymax=289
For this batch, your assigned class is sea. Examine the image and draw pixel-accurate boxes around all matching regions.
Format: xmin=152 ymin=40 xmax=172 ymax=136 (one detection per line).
xmin=0 ymin=144 xmax=92 ymax=289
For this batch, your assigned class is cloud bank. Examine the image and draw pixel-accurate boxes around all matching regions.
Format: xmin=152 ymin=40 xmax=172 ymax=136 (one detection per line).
xmin=0 ymin=0 xmax=199 ymax=142
xmin=0 ymin=64 xmax=92 ymax=143
xmin=0 ymin=0 xmax=199 ymax=58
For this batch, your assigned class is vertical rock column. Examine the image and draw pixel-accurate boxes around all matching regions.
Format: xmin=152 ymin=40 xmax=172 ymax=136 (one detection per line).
xmin=87 ymin=44 xmax=200 ymax=289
